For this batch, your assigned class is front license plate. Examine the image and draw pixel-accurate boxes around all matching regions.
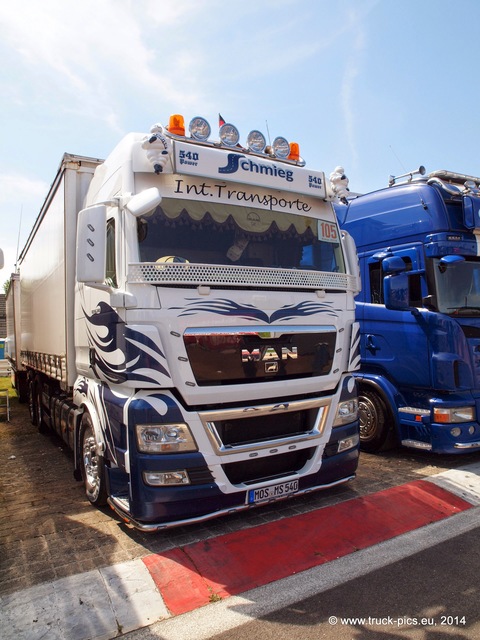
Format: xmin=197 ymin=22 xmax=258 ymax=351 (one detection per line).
xmin=247 ymin=479 xmax=299 ymax=504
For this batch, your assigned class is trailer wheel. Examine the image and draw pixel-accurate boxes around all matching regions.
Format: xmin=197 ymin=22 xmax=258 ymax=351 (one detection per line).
xmin=80 ymin=413 xmax=108 ymax=506
xmin=29 ymin=379 xmax=47 ymax=433
xmin=358 ymin=388 xmax=395 ymax=453
xmin=28 ymin=380 xmax=38 ymax=426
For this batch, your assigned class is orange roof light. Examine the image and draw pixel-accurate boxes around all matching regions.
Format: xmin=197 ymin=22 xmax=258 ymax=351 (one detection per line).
xmin=288 ymin=142 xmax=300 ymax=162
xmin=168 ymin=114 xmax=185 ymax=136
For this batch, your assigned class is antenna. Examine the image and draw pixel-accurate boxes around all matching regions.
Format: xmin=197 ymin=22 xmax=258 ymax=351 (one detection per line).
xmin=389 ymin=145 xmax=407 ymax=172
xmin=265 ymin=120 xmax=271 ymax=146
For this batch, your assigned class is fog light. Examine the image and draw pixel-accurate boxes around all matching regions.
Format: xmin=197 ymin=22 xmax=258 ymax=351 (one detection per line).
xmin=450 ymin=427 xmax=462 ymax=437
xmin=143 ymin=470 xmax=190 ymax=486
xmin=272 ymin=136 xmax=290 ymax=159
xmin=338 ymin=433 xmax=359 ymax=452
xmin=219 ymin=123 xmax=240 ymax=147
xmin=247 ymin=129 xmax=266 ymax=153
xmin=189 ymin=116 xmax=211 ymax=141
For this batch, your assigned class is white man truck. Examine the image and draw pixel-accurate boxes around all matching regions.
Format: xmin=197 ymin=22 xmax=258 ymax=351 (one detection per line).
xmin=6 ymin=114 xmax=360 ymax=530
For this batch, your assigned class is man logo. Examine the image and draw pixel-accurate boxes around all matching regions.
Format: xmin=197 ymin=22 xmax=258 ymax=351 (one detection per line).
xmin=241 ymin=346 xmax=298 ymax=363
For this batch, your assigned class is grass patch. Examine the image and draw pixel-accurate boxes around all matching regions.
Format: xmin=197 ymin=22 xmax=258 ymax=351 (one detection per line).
xmin=0 ymin=375 xmax=18 ymax=406
xmin=0 ymin=376 xmax=13 ymax=392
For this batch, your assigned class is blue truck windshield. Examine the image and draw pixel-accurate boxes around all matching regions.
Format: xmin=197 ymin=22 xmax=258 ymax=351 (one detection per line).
xmin=433 ymin=258 xmax=480 ymax=316
xmin=137 ymin=198 xmax=345 ymax=273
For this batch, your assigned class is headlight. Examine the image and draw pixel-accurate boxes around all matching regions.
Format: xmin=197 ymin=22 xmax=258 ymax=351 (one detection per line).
xmin=333 ymin=398 xmax=359 ymax=426
xmin=433 ymin=407 xmax=475 ymax=423
xmin=136 ymin=423 xmax=197 ymax=453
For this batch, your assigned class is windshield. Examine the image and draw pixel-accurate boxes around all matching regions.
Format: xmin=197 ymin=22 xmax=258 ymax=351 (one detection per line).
xmin=137 ymin=198 xmax=345 ymax=273
xmin=433 ymin=258 xmax=480 ymax=316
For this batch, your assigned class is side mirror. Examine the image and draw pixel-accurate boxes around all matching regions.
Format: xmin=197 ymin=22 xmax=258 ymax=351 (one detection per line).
xmin=341 ymin=230 xmax=361 ymax=294
xmin=384 ymin=272 xmax=409 ymax=310
xmin=384 ymin=272 xmax=418 ymax=315
xmin=0 ymin=248 xmax=4 ymax=270
xmin=463 ymin=195 xmax=480 ymax=230
xmin=76 ymin=205 xmax=107 ymax=283
xmin=124 ymin=187 xmax=162 ymax=217
xmin=382 ymin=255 xmax=405 ymax=274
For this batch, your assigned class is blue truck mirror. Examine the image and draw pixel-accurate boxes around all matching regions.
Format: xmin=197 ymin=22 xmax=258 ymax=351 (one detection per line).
xmin=384 ymin=272 xmax=411 ymax=311
xmin=382 ymin=255 xmax=405 ymax=274
xmin=462 ymin=195 xmax=480 ymax=229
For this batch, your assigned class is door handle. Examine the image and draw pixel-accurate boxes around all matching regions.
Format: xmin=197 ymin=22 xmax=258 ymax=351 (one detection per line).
xmin=366 ymin=334 xmax=379 ymax=353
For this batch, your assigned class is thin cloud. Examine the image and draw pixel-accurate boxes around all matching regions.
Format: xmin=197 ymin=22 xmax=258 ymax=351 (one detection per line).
xmin=0 ymin=1 xmax=209 ymax=132
xmin=340 ymin=1 xmax=379 ymax=169
xmin=0 ymin=174 xmax=48 ymax=204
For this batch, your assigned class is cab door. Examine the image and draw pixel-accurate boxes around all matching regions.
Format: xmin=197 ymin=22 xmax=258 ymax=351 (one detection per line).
xmin=359 ymin=247 xmax=431 ymax=389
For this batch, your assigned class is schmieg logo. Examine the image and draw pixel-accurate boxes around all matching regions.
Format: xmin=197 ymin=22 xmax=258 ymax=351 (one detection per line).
xmin=218 ymin=153 xmax=294 ymax=182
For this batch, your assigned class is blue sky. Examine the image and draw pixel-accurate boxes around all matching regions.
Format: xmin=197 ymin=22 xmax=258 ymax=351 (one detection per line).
xmin=1 ymin=0 xmax=480 ymax=278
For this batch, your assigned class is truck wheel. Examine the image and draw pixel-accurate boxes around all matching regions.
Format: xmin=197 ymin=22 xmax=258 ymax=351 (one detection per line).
xmin=358 ymin=388 xmax=395 ymax=453
xmin=80 ymin=413 xmax=108 ymax=506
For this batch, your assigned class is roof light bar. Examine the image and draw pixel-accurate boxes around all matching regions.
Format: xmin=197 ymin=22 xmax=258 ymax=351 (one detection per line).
xmin=163 ymin=114 xmax=300 ymax=161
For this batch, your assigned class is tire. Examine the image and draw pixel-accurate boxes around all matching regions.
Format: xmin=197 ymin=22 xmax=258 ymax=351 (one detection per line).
xmin=29 ymin=379 xmax=47 ymax=433
xmin=358 ymin=387 xmax=396 ymax=453
xmin=28 ymin=379 xmax=38 ymax=426
xmin=79 ymin=413 xmax=108 ymax=506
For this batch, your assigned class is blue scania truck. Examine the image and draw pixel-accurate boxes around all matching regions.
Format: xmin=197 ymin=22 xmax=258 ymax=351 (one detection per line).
xmin=336 ymin=167 xmax=480 ymax=454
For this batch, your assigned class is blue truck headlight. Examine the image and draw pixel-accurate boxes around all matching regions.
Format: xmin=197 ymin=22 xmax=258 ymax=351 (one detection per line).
xmin=136 ymin=424 xmax=197 ymax=453
xmin=333 ymin=398 xmax=359 ymax=426
xmin=433 ymin=407 xmax=475 ymax=424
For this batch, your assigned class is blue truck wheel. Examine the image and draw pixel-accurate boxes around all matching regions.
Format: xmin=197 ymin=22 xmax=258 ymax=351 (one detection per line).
xmin=358 ymin=388 xmax=395 ymax=453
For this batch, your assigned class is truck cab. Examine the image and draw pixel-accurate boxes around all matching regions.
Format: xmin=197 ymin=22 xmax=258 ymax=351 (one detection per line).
xmin=337 ymin=168 xmax=480 ymax=454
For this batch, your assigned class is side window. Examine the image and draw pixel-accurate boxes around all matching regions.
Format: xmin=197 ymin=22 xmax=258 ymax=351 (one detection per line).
xmin=369 ymin=262 xmax=383 ymax=303
xmin=369 ymin=256 xmax=422 ymax=307
xmin=106 ymin=218 xmax=117 ymax=288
